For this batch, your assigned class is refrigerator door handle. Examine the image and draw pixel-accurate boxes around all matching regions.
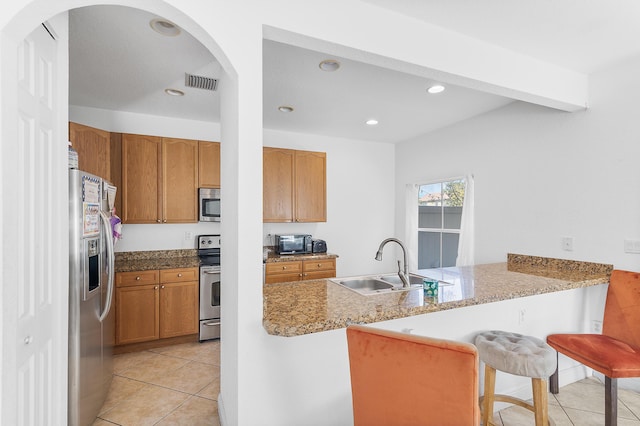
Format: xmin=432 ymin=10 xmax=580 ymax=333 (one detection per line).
xmin=98 ymin=210 xmax=115 ymax=322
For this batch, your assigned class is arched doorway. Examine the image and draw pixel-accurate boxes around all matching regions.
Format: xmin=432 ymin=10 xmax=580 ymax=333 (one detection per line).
xmin=0 ymin=2 xmax=239 ymax=424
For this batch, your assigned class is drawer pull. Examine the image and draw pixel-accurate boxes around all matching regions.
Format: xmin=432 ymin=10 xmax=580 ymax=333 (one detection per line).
xmin=136 ymin=276 xmax=141 ymax=280
xmin=317 ymin=264 xmax=322 ymax=267
xmin=177 ymin=273 xmax=183 ymax=277
xmin=282 ymin=266 xmax=287 ymax=270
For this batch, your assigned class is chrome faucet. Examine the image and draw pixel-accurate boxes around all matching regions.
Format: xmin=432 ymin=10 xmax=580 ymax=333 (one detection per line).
xmin=375 ymin=238 xmax=410 ymax=288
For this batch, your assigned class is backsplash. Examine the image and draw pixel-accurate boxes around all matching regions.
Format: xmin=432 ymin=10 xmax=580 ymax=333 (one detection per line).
xmin=507 ymin=253 xmax=613 ymax=280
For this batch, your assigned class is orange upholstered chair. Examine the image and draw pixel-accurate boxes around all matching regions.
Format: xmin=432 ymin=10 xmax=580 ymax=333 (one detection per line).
xmin=547 ymin=269 xmax=640 ymax=426
xmin=346 ymin=325 xmax=480 ymax=426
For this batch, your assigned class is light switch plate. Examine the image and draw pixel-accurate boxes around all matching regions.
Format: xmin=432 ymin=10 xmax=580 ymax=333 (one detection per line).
xmin=561 ymin=236 xmax=574 ymax=251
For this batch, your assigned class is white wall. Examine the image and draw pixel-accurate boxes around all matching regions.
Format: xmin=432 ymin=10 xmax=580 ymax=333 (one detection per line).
xmin=395 ymin=55 xmax=640 ymax=272
xmin=69 ymin=105 xmax=222 ymax=140
xmin=263 ymin=129 xmax=396 ymax=276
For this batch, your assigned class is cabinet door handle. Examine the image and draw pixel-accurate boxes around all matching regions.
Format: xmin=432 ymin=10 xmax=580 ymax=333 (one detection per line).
xmin=154 ymin=286 xmax=158 ymax=290
xmin=157 ymin=219 xmax=161 ymax=223
xmin=161 ymin=285 xmax=165 ymax=289
xmin=163 ymin=219 xmax=167 ymax=223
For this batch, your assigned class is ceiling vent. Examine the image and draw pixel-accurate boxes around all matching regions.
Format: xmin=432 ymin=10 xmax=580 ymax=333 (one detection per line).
xmin=185 ymin=73 xmax=218 ymax=91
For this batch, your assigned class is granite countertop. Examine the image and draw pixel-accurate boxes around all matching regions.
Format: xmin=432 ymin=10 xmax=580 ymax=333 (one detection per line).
xmin=263 ymin=254 xmax=613 ymax=337
xmin=265 ymin=252 xmax=339 ymax=263
xmin=115 ymin=249 xmax=200 ymax=273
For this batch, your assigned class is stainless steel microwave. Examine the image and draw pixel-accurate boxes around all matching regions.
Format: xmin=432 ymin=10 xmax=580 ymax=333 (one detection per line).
xmin=199 ymin=188 xmax=221 ymax=222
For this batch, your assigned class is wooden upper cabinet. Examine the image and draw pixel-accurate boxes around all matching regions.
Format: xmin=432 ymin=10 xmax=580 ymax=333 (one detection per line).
xmin=295 ymin=150 xmax=326 ymax=222
xmin=198 ymin=141 xmax=221 ymax=188
xmin=68 ymin=122 xmax=122 ymax=214
xmin=121 ymin=135 xmax=198 ymax=224
xmin=122 ymin=134 xmax=162 ymax=223
xmin=163 ymin=138 xmax=198 ymax=223
xmin=263 ymin=147 xmax=295 ymax=222
xmin=263 ymin=147 xmax=326 ymax=223
xmin=69 ymin=122 xmax=111 ymax=180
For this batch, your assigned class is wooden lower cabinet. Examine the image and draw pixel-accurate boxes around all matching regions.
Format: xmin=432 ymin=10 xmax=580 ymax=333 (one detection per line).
xmin=116 ymin=284 xmax=160 ymax=345
xmin=264 ymin=258 xmax=336 ymax=284
xmin=159 ymin=281 xmax=199 ymax=339
xmin=265 ymin=261 xmax=303 ymax=284
xmin=115 ymin=267 xmax=198 ymax=345
xmin=302 ymin=258 xmax=336 ymax=280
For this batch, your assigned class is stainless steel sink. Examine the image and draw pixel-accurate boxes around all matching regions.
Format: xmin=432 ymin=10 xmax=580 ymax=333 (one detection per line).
xmin=335 ymin=278 xmax=394 ymax=293
xmin=331 ymin=274 xmax=423 ymax=296
xmin=379 ymin=274 xmax=425 ymax=286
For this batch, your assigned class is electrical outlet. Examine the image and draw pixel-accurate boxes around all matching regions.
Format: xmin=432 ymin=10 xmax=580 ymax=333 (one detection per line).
xmin=624 ymin=239 xmax=640 ymax=254
xmin=561 ymin=236 xmax=574 ymax=251
xmin=592 ymin=320 xmax=603 ymax=333
xmin=518 ymin=309 xmax=526 ymax=324
xmin=184 ymin=231 xmax=193 ymax=241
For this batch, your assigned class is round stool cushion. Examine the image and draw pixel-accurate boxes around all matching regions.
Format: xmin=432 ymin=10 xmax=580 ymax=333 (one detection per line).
xmin=475 ymin=330 xmax=557 ymax=378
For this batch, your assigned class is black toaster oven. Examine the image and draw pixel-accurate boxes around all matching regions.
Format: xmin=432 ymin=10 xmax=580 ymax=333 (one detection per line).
xmin=312 ymin=239 xmax=327 ymax=253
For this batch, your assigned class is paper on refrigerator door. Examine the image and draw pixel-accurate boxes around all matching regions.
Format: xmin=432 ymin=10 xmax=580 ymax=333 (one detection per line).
xmin=105 ymin=184 xmax=117 ymax=211
xmin=83 ymin=203 xmax=100 ymax=236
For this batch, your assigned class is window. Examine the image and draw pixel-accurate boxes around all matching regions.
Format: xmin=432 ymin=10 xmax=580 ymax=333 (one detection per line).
xmin=417 ymin=179 xmax=465 ymax=269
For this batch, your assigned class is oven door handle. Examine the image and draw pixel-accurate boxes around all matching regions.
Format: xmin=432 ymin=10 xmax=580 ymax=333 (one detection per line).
xmin=203 ymin=321 xmax=221 ymax=327
xmin=203 ymin=270 xmax=220 ymax=274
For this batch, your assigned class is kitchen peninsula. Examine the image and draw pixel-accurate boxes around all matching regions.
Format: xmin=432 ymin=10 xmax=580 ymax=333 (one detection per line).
xmin=263 ymin=254 xmax=612 ymax=337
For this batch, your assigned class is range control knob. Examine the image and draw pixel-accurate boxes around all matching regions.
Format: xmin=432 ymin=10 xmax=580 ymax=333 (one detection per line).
xmin=207 ymin=240 xmax=212 ymax=244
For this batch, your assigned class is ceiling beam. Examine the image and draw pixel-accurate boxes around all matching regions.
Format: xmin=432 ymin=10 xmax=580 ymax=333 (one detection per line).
xmin=261 ymin=0 xmax=588 ymax=112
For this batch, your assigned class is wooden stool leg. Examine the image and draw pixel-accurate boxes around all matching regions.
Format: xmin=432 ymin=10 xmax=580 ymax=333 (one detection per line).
xmin=549 ymin=353 xmax=559 ymax=394
xmin=483 ymin=364 xmax=497 ymax=426
xmin=532 ymin=378 xmax=549 ymax=426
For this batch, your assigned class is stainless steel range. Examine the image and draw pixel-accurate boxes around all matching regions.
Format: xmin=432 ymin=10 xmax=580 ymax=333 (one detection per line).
xmin=198 ymin=234 xmax=221 ymax=341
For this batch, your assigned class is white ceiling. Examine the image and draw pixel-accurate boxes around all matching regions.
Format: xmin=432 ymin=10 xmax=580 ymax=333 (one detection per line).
xmin=363 ymin=0 xmax=640 ymax=74
xmin=69 ymin=2 xmax=640 ymax=144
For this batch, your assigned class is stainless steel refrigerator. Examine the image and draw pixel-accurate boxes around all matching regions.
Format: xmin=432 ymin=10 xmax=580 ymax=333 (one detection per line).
xmin=68 ymin=169 xmax=116 ymax=426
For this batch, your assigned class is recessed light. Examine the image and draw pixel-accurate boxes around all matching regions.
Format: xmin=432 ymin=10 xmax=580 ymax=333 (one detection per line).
xmin=278 ymin=106 xmax=294 ymax=113
xmin=165 ymin=88 xmax=184 ymax=96
xmin=150 ymin=18 xmax=181 ymax=37
xmin=427 ymin=84 xmax=445 ymax=94
xmin=366 ymin=119 xmax=378 ymax=126
xmin=319 ymin=59 xmax=341 ymax=72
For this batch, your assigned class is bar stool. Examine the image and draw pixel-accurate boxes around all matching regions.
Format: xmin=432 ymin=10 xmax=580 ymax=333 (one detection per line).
xmin=475 ymin=330 xmax=557 ymax=426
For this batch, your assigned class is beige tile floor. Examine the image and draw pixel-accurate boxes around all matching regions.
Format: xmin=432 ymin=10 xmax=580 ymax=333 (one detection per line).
xmin=95 ymin=340 xmax=220 ymax=426
xmin=494 ymin=376 xmax=640 ymax=425
xmin=95 ymin=340 xmax=640 ymax=425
